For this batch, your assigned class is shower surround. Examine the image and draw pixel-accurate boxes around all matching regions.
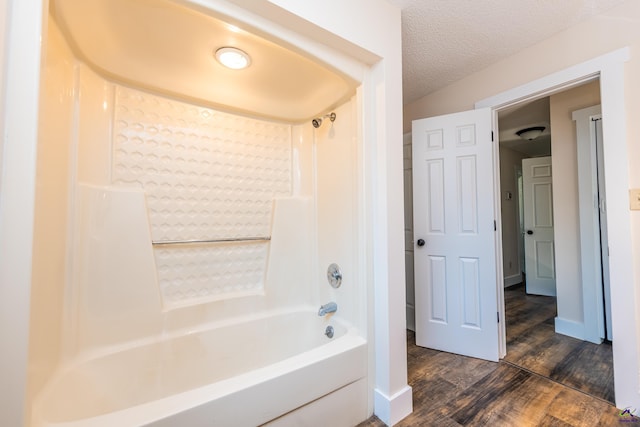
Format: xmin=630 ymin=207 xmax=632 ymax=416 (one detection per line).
xmin=113 ymin=86 xmax=292 ymax=307
xmin=28 ymin=7 xmax=367 ymax=425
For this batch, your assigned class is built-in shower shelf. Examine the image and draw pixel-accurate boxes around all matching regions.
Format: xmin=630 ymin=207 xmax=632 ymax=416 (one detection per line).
xmin=152 ymin=237 xmax=271 ymax=246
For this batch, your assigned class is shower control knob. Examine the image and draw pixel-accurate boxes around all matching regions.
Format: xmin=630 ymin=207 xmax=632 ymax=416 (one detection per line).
xmin=417 ymin=239 xmax=425 ymax=247
xmin=327 ymin=263 xmax=342 ymax=288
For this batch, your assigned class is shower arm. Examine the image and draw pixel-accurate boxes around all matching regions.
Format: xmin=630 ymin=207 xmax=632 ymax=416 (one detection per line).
xmin=311 ymin=112 xmax=336 ymax=128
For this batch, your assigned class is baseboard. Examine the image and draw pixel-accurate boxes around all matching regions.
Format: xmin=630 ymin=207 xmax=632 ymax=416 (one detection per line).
xmin=406 ymin=304 xmax=415 ymax=332
xmin=503 ymin=274 xmax=522 ymax=288
xmin=554 ymin=317 xmax=585 ymax=341
xmin=374 ymin=385 xmax=413 ymax=426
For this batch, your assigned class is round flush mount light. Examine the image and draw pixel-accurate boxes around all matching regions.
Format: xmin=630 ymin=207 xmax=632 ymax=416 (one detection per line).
xmin=215 ymin=47 xmax=251 ymax=70
xmin=516 ymin=126 xmax=545 ymax=141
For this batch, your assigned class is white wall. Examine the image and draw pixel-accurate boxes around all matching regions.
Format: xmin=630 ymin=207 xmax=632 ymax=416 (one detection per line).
xmin=0 ymin=1 xmax=43 ymax=426
xmin=0 ymin=0 xmax=7 ymax=170
xmin=549 ymin=81 xmax=601 ymax=333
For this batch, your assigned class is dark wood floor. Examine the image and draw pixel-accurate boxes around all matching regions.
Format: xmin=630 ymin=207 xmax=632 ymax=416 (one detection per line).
xmin=358 ymin=284 xmax=619 ymax=426
xmin=503 ymin=283 xmax=614 ymax=403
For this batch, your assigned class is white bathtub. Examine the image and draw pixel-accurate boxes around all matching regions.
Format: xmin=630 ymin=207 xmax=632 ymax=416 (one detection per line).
xmin=31 ymin=308 xmax=367 ymax=427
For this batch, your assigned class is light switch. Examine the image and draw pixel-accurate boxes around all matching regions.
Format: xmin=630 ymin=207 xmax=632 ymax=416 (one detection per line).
xmin=630 ymin=189 xmax=640 ymax=210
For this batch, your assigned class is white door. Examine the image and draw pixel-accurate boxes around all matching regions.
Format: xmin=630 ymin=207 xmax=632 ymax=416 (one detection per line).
xmin=412 ymin=108 xmax=499 ymax=362
xmin=522 ymin=156 xmax=556 ymax=296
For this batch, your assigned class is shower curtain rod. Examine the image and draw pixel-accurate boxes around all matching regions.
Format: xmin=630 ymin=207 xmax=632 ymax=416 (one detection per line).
xmin=152 ymin=236 xmax=271 ymax=246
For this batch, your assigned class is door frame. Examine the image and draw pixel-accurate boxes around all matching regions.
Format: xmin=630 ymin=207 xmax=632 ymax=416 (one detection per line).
xmin=476 ymin=47 xmax=635 ymax=409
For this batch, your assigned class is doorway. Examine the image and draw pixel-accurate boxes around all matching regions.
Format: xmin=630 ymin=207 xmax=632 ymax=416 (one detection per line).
xmin=496 ymin=81 xmax=614 ymax=403
xmin=408 ymin=47 xmax=634 ymax=408
xmin=476 ymin=49 xmax=637 ymax=406
xmin=497 ymin=96 xmax=553 ymax=295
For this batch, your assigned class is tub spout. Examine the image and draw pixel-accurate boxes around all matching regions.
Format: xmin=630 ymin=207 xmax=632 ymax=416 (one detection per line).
xmin=318 ymin=302 xmax=337 ymax=316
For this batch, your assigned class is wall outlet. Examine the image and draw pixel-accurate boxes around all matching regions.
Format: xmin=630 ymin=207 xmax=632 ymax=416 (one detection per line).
xmin=630 ymin=189 xmax=640 ymax=210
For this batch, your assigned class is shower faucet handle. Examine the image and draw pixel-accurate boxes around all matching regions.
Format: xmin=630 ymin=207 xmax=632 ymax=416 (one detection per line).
xmin=327 ymin=263 xmax=342 ymax=288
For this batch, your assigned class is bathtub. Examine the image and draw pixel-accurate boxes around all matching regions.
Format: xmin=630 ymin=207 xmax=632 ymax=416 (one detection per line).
xmin=31 ymin=308 xmax=367 ymax=427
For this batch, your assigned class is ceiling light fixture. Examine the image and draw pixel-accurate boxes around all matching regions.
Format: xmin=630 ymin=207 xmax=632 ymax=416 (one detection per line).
xmin=516 ymin=126 xmax=545 ymax=141
xmin=215 ymin=47 xmax=251 ymax=70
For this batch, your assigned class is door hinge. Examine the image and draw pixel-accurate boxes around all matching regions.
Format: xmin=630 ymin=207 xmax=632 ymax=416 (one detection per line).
xmin=491 ymin=131 xmax=494 ymax=142
xmin=497 ymin=312 xmax=500 ymax=323
xmin=493 ymin=220 xmax=497 ymax=231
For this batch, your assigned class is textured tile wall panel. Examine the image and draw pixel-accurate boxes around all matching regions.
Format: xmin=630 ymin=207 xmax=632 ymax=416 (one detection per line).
xmin=112 ymin=86 xmax=292 ymax=306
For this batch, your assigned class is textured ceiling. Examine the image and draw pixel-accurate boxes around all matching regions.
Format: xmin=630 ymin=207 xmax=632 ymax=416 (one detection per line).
xmin=386 ymin=0 xmax=626 ymax=104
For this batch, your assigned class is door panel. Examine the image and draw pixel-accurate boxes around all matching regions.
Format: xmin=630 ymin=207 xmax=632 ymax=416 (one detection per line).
xmin=428 ymin=256 xmax=447 ymax=322
xmin=412 ymin=108 xmax=498 ymax=362
xmin=460 ymin=257 xmax=480 ymax=327
xmin=426 ymin=160 xmax=445 ymax=232
xmin=523 ymin=156 xmax=556 ymax=296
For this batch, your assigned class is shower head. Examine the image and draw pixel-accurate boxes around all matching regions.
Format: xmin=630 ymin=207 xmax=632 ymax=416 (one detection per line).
xmin=311 ymin=112 xmax=336 ymax=129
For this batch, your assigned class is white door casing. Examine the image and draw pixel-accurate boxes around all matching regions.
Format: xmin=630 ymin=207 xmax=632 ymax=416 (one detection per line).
xmin=412 ymin=108 xmax=499 ymax=362
xmin=522 ymin=156 xmax=557 ymax=297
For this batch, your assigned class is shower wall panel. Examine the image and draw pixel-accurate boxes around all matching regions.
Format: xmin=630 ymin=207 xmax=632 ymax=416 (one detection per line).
xmin=313 ymin=98 xmax=362 ymax=331
xmin=111 ymin=86 xmax=293 ymax=307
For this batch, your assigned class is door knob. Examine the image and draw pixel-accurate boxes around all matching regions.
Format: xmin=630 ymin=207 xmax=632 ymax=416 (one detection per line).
xmin=417 ymin=239 xmax=425 ymax=247
xmin=526 ymin=230 xmax=533 ymax=235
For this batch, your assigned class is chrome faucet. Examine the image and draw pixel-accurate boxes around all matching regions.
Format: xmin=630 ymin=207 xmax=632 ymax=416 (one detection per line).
xmin=318 ymin=302 xmax=338 ymax=316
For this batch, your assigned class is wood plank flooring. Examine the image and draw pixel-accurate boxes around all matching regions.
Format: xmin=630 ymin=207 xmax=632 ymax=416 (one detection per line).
xmin=503 ymin=283 xmax=614 ymax=403
xmin=358 ymin=284 xmax=619 ymax=426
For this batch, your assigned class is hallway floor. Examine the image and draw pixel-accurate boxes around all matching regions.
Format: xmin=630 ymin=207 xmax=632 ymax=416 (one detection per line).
xmin=358 ymin=285 xmax=621 ymax=426
xmin=503 ymin=283 xmax=614 ymax=403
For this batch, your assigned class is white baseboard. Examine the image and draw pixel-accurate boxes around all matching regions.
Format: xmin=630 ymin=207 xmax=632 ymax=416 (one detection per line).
xmin=374 ymin=385 xmax=413 ymax=426
xmin=503 ymin=274 xmax=522 ymax=287
xmin=554 ymin=317 xmax=585 ymax=341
